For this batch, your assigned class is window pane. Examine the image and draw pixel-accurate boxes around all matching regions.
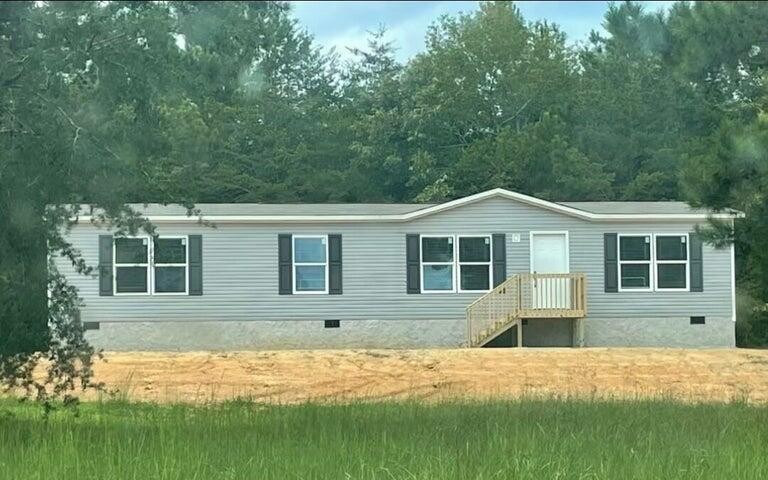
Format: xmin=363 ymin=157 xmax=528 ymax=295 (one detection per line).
xmin=115 ymin=266 xmax=147 ymax=293
xmin=422 ymin=237 xmax=453 ymax=262
xmin=155 ymin=266 xmax=186 ymax=293
xmin=459 ymin=237 xmax=490 ymax=262
xmin=423 ymin=265 xmax=453 ymax=290
xmin=296 ymin=265 xmax=326 ymax=291
xmin=619 ymin=236 xmax=650 ymax=261
xmin=294 ymin=237 xmax=326 ymax=263
xmin=658 ymin=264 xmax=687 ymax=289
xmin=620 ymin=264 xmax=650 ymax=288
xmin=460 ymin=265 xmax=490 ymax=291
xmin=115 ymin=238 xmax=148 ymax=264
xmin=155 ymin=238 xmax=187 ymax=264
xmin=656 ymin=236 xmax=687 ymax=261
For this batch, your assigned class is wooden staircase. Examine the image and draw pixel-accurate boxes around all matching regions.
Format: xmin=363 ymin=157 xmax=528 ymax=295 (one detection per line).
xmin=466 ymin=273 xmax=587 ymax=347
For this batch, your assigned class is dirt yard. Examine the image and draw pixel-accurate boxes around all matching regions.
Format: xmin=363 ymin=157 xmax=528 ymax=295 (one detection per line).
xmin=82 ymin=348 xmax=768 ymax=404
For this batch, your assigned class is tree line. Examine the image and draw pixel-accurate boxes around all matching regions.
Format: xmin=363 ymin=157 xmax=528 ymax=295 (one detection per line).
xmin=1 ymin=1 xmax=767 ymax=402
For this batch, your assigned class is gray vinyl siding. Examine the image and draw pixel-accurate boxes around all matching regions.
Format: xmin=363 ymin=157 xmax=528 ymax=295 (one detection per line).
xmin=57 ymin=196 xmax=733 ymax=326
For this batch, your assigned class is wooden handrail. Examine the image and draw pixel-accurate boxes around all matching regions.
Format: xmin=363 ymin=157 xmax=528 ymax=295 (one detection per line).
xmin=465 ymin=274 xmax=520 ymax=309
xmin=466 ymin=272 xmax=587 ymax=347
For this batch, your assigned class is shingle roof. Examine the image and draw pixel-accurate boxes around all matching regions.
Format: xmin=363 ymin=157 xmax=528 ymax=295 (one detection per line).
xmin=558 ymin=201 xmax=712 ymax=216
xmin=118 ymin=201 xmax=720 ymax=217
xmin=97 ymin=203 xmax=436 ymax=216
xmin=74 ymin=189 xmax=741 ymax=222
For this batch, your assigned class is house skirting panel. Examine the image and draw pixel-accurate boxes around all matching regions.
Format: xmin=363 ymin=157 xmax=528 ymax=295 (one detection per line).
xmin=582 ymin=316 xmax=735 ymax=348
xmin=85 ymin=319 xmax=464 ymax=351
xmin=83 ymin=316 xmax=735 ymax=351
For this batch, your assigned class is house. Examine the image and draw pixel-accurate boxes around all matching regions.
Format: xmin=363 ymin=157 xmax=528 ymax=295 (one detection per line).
xmin=57 ymin=188 xmax=742 ymax=350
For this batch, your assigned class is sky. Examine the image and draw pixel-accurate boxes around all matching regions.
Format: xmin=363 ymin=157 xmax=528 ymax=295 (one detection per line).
xmin=290 ymin=1 xmax=674 ymax=62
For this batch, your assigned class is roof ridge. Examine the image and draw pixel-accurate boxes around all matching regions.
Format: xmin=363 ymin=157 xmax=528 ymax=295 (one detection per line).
xmin=72 ymin=188 xmax=742 ymax=222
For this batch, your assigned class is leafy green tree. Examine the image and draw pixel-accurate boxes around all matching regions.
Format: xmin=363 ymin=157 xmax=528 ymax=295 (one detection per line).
xmin=450 ymin=114 xmax=612 ymax=200
xmin=340 ymin=28 xmax=411 ymax=201
xmin=140 ymin=1 xmax=345 ymax=203
xmin=670 ymin=1 xmax=768 ymax=345
xmin=666 ymin=1 xmax=768 ymax=120
xmin=0 ymin=1 xmax=170 ymax=407
xmin=404 ymin=1 xmax=577 ymax=199
xmin=0 ymin=0 xmax=341 ymax=406
xmin=574 ymin=1 xmax=702 ymax=200
xmin=682 ymin=110 xmax=768 ymax=346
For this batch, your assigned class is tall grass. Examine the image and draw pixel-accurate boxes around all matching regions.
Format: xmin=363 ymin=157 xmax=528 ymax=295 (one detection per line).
xmin=0 ymin=398 xmax=766 ymax=479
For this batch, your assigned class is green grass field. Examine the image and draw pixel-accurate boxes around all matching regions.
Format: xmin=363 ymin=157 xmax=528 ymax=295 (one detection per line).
xmin=0 ymin=398 xmax=766 ymax=479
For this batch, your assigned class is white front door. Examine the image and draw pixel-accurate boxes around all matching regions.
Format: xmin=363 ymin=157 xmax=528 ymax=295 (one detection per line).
xmin=530 ymin=232 xmax=570 ymax=309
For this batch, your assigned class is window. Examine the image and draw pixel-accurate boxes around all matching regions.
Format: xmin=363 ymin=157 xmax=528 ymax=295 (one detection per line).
xmin=618 ymin=233 xmax=690 ymax=292
xmin=294 ymin=235 xmax=328 ymax=293
xmin=114 ymin=237 xmax=150 ymax=294
xmin=618 ymin=235 xmax=652 ymax=291
xmin=419 ymin=235 xmax=494 ymax=293
xmin=153 ymin=237 xmax=188 ymax=294
xmin=421 ymin=236 xmax=455 ymax=292
xmin=656 ymin=235 xmax=688 ymax=290
xmin=458 ymin=235 xmax=492 ymax=292
xmin=113 ymin=236 xmax=189 ymax=295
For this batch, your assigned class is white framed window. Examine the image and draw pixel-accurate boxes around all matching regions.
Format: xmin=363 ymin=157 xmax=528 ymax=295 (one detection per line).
xmin=421 ymin=235 xmax=456 ymax=293
xmin=655 ymin=234 xmax=689 ymax=291
xmin=113 ymin=236 xmax=150 ymax=295
xmin=457 ymin=235 xmax=492 ymax=292
xmin=113 ymin=235 xmax=189 ymax=295
xmin=293 ymin=235 xmax=328 ymax=294
xmin=152 ymin=236 xmax=189 ymax=295
xmin=618 ymin=234 xmax=652 ymax=292
xmin=617 ymin=233 xmax=690 ymax=292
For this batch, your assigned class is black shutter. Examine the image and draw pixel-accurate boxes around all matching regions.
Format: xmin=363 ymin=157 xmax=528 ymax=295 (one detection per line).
xmin=188 ymin=235 xmax=203 ymax=295
xmin=278 ymin=234 xmax=293 ymax=295
xmin=604 ymin=233 xmax=618 ymax=292
xmin=690 ymin=232 xmax=703 ymax=292
xmin=492 ymin=233 xmax=506 ymax=287
xmin=98 ymin=235 xmax=113 ymax=296
xmin=328 ymin=234 xmax=342 ymax=295
xmin=406 ymin=234 xmax=420 ymax=294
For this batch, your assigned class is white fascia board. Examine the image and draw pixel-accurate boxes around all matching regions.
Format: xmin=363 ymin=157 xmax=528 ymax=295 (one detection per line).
xmin=390 ymin=188 xmax=591 ymax=221
xmin=76 ymin=214 xmax=405 ymax=223
xmin=583 ymin=213 xmax=743 ymax=221
xmin=72 ymin=188 xmax=744 ymax=224
xmin=75 ymin=213 xmax=739 ymax=223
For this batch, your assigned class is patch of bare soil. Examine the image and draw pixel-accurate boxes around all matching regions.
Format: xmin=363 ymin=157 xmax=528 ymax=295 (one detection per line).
xmin=85 ymin=348 xmax=768 ymax=404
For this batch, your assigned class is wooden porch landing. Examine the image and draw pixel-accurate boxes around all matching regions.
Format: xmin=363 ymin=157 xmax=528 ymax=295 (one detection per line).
xmin=466 ymin=273 xmax=587 ymax=347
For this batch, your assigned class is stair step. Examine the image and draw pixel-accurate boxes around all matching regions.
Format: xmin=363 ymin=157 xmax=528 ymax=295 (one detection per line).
xmin=472 ymin=317 xmax=522 ymax=346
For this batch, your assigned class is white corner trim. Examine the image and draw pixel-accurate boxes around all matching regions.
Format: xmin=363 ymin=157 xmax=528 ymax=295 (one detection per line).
xmin=731 ymin=242 xmax=737 ymax=322
xmin=73 ymin=188 xmax=745 ymax=224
